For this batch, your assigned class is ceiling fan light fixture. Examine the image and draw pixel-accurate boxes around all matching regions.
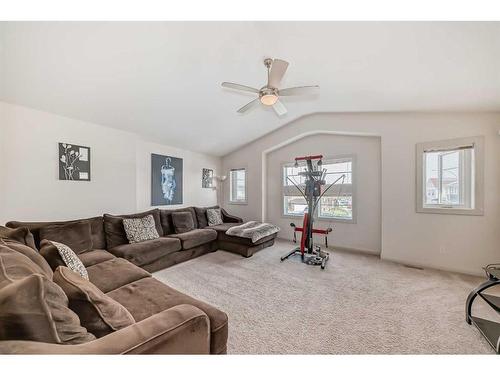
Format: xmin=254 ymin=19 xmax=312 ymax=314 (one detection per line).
xmin=260 ymin=94 xmax=278 ymax=106
xmin=222 ymin=58 xmax=319 ymax=117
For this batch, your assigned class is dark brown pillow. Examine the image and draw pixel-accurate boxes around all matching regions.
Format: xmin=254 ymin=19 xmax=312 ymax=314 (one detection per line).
xmin=53 ymin=266 xmax=135 ymax=338
xmin=39 ymin=239 xmax=67 ymax=271
xmin=103 ymin=209 xmax=163 ymax=249
xmin=194 ymin=206 xmax=219 ymax=228
xmin=0 ymin=275 xmax=95 ymax=344
xmin=0 ymin=246 xmax=95 ymax=344
xmin=0 ymin=244 xmax=47 ymax=284
xmin=171 ymin=211 xmax=195 ymax=234
xmin=0 ymin=225 xmax=37 ymax=250
xmin=0 ymin=239 xmax=53 ymax=279
xmin=39 ymin=221 xmax=93 ymax=254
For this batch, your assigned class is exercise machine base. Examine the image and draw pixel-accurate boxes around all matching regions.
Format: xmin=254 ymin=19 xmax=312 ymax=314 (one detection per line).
xmin=280 ymin=245 xmax=330 ymax=270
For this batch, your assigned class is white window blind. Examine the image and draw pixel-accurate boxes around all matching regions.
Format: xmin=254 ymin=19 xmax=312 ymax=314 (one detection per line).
xmin=229 ymin=168 xmax=247 ymax=204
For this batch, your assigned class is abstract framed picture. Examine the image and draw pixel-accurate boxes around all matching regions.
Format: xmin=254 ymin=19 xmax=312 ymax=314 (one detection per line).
xmin=151 ymin=154 xmax=183 ymax=205
xmin=202 ymin=168 xmax=214 ymax=188
xmin=58 ymin=142 xmax=91 ymax=181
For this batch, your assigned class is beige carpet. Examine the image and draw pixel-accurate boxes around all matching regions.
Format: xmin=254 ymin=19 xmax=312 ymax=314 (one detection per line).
xmin=153 ymin=240 xmax=496 ymax=354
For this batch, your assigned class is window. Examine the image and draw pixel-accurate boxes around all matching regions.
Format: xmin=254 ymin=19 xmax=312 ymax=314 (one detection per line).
xmin=229 ymin=168 xmax=247 ymax=204
xmin=416 ymin=136 xmax=484 ymax=215
xmin=282 ymin=156 xmax=355 ymax=221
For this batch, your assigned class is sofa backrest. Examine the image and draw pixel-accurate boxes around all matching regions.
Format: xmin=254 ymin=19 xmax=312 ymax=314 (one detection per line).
xmin=0 ymin=242 xmax=95 ymax=345
xmin=103 ymin=209 xmax=163 ymax=249
xmin=159 ymin=207 xmax=198 ymax=235
xmin=6 ymin=217 xmax=106 ymax=250
xmin=193 ymin=206 xmax=219 ymax=228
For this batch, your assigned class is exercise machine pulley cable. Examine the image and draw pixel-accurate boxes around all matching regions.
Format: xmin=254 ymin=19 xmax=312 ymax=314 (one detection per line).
xmin=280 ymin=154 xmax=346 ymax=270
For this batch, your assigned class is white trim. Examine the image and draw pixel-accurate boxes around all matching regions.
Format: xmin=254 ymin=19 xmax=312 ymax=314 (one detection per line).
xmin=415 ymin=136 xmax=484 ymax=216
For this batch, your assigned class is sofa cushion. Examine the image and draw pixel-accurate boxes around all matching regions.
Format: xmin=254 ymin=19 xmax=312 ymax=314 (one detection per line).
xmin=107 ymin=277 xmax=228 ymax=354
xmin=40 ymin=240 xmax=88 ymax=280
xmin=207 ymin=223 xmax=240 ymax=233
xmin=0 ymin=226 xmax=37 ymax=250
xmin=0 ymin=245 xmax=48 ymax=286
xmin=107 ymin=237 xmax=181 ymax=267
xmin=207 ymin=208 xmax=223 ymax=226
xmin=86 ymin=258 xmax=151 ymax=293
xmin=211 ymin=223 xmax=277 ymax=246
xmin=53 ymin=266 xmax=135 ymax=338
xmin=168 ymin=228 xmax=217 ymax=250
xmin=39 ymin=221 xmax=93 ymax=254
xmin=103 ymin=209 xmax=163 ymax=249
xmin=78 ymin=250 xmax=115 ymax=267
xmin=0 ymin=274 xmax=95 ymax=344
xmin=0 ymin=239 xmax=53 ymax=279
xmin=0 ymin=247 xmax=95 ymax=344
xmin=218 ymin=229 xmax=277 ymax=246
xmin=171 ymin=212 xmax=195 ymax=234
xmin=6 ymin=217 xmax=106 ymax=250
xmin=159 ymin=207 xmax=198 ymax=235
xmin=39 ymin=239 xmax=68 ymax=271
xmin=194 ymin=206 xmax=219 ymax=229
xmin=123 ymin=215 xmax=160 ymax=244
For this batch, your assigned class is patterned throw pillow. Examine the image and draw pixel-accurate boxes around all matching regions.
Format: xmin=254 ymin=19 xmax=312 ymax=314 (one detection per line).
xmin=207 ymin=208 xmax=223 ymax=226
xmin=122 ymin=214 xmax=159 ymax=244
xmin=50 ymin=241 xmax=89 ymax=280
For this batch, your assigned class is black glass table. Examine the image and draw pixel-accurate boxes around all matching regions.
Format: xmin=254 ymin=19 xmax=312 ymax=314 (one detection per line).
xmin=465 ymin=264 xmax=500 ymax=353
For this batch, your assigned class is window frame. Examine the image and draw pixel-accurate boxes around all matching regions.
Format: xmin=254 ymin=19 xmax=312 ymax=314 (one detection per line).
xmin=416 ymin=136 xmax=484 ymax=216
xmin=281 ymin=154 xmax=357 ymax=223
xmin=228 ymin=167 xmax=248 ymax=205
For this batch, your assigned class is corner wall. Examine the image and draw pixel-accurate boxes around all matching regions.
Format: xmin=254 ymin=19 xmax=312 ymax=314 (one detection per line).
xmin=266 ymin=133 xmax=381 ymax=254
xmin=0 ymin=102 xmax=220 ymax=224
xmin=221 ymin=112 xmax=500 ymax=275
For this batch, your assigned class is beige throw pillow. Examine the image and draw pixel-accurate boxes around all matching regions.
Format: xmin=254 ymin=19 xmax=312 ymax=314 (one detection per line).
xmin=50 ymin=241 xmax=89 ymax=280
xmin=207 ymin=208 xmax=223 ymax=226
xmin=122 ymin=214 xmax=160 ymax=244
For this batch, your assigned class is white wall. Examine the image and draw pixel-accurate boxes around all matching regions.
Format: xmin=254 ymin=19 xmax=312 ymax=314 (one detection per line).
xmin=221 ymin=112 xmax=500 ymax=275
xmin=0 ymin=102 xmax=220 ymax=224
xmin=266 ymin=134 xmax=381 ymax=254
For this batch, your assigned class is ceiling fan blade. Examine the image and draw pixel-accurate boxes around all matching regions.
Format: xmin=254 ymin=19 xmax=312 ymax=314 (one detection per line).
xmin=237 ymin=98 xmax=260 ymax=113
xmin=268 ymin=59 xmax=289 ymax=88
xmin=272 ymin=100 xmax=287 ymax=117
xmin=279 ymin=85 xmax=319 ymax=96
xmin=222 ymin=82 xmax=260 ymax=93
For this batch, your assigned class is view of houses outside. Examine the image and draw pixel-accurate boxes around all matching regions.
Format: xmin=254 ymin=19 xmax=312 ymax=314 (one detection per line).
xmin=283 ymin=160 xmax=353 ymax=219
xmin=425 ymin=150 xmax=461 ymax=205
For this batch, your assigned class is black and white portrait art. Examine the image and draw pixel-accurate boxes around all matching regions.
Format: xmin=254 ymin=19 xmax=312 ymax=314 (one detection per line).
xmin=202 ymin=168 xmax=213 ymax=188
xmin=151 ymin=154 xmax=183 ymax=205
xmin=58 ymin=143 xmax=91 ymax=181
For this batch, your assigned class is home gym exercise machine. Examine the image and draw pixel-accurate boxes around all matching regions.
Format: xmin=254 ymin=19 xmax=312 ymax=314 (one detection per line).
xmin=280 ymin=154 xmax=346 ymax=269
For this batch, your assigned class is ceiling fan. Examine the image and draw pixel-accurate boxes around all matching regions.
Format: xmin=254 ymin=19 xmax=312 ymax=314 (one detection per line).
xmin=221 ymin=58 xmax=319 ymax=117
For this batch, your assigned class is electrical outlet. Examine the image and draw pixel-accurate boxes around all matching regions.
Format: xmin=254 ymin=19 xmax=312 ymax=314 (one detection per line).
xmin=439 ymin=245 xmax=447 ymax=254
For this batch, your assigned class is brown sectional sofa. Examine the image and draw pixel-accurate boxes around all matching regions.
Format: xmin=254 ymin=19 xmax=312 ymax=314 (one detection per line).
xmin=0 ymin=206 xmax=277 ymax=354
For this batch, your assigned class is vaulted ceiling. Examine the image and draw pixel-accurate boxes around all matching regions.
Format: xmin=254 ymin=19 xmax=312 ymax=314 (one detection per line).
xmin=1 ymin=22 xmax=500 ymax=156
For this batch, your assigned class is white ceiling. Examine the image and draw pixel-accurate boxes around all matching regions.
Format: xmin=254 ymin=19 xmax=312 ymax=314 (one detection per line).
xmin=1 ymin=22 xmax=500 ymax=156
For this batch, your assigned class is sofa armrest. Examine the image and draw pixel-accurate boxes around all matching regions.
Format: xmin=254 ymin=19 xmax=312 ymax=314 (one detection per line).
xmin=221 ymin=208 xmax=243 ymax=223
xmin=0 ymin=304 xmax=210 ymax=354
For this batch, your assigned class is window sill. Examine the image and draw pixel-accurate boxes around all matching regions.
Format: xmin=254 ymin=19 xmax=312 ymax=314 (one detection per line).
xmin=416 ymin=206 xmax=484 ymax=216
xmin=282 ymin=214 xmax=356 ymax=224
xmin=228 ymin=201 xmax=248 ymax=205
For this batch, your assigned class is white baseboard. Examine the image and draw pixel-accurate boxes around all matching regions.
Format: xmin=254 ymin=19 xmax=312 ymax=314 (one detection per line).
xmin=381 ymin=255 xmax=484 ymax=277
